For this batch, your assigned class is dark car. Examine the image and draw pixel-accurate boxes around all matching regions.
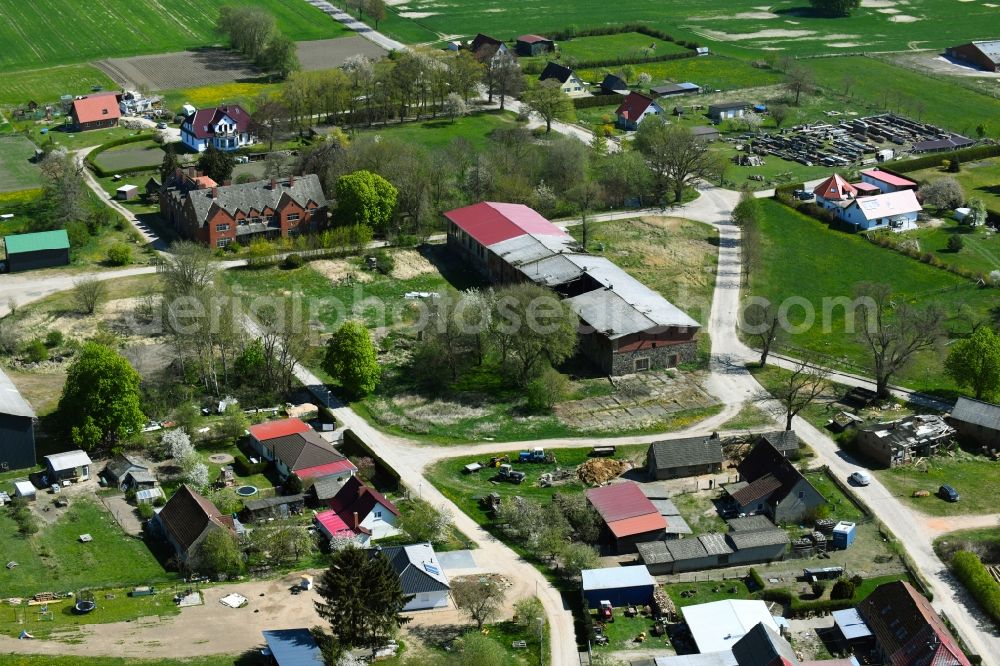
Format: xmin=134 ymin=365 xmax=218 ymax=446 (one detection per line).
xmin=793 ymin=189 xmax=814 ymax=201
xmin=938 ymin=485 xmax=960 ymax=502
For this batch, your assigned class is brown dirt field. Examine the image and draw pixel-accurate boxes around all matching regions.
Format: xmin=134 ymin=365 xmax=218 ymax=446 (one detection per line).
xmin=311 ymin=259 xmax=373 ymax=284
xmin=296 ymin=37 xmax=388 ymax=72
xmin=390 ymin=249 xmax=437 ymax=280
xmin=3 ymin=369 xmax=66 ymax=417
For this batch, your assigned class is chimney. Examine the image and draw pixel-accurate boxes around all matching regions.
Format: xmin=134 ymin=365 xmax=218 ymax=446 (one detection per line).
xmin=288 ymin=174 xmax=295 ymax=187
xmin=211 ymin=186 xmax=217 ymax=198
xmin=270 ymin=177 xmax=277 ymax=190
xmin=353 ymin=512 xmax=359 ymax=530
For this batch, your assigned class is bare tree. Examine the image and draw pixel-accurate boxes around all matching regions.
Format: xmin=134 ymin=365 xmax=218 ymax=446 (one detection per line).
xmin=73 ymin=277 xmax=106 ymax=315
xmin=743 ymin=298 xmax=784 ymax=367
xmin=759 ymin=357 xmax=830 ymax=431
xmin=571 ymin=180 xmax=603 ymax=251
xmin=785 ymin=65 xmax=815 ymax=106
xmin=854 ymin=282 xmax=944 ymax=398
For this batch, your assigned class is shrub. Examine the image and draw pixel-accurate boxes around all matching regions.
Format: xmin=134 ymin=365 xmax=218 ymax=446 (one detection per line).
xmin=525 ymin=367 xmax=570 ymax=413
xmin=234 ymin=454 xmax=268 ymax=476
xmin=831 ymin=579 xmax=856 ymax=600
xmin=106 ymin=242 xmax=134 ymax=266
xmin=25 ymin=338 xmax=48 ymax=363
xmin=811 ymin=580 xmax=827 ymax=597
xmin=152 ymin=495 xmax=166 ymax=507
xmin=45 ymin=330 xmax=64 ymax=348
xmin=948 ymin=235 xmax=964 ymax=252
xmin=137 ymin=502 xmax=155 ymax=520
xmin=284 ymin=473 xmax=304 ymax=494
xmin=952 ymin=550 xmax=1000 ymax=624
xmin=282 ymin=253 xmax=304 ymax=269
xmin=747 ymin=568 xmax=765 ymax=591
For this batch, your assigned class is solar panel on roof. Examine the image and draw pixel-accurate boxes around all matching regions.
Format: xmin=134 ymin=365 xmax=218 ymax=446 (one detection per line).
xmin=423 ymin=563 xmax=440 ymax=575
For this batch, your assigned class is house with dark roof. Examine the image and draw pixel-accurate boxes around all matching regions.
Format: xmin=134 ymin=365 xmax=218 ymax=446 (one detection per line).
xmin=516 ymin=34 xmax=554 ymax=56
xmin=724 ymin=438 xmax=825 ymax=523
xmin=324 ymin=476 xmax=400 ymax=540
xmin=70 ymin=92 xmax=121 ymax=131
xmin=180 ymin=104 xmax=254 ymax=152
xmin=0 ymin=366 xmax=36 ymax=471
xmin=946 ymin=40 xmax=1000 ymax=72
xmin=248 ymin=418 xmax=356 ymax=481
xmin=756 ymin=430 xmax=800 ymax=458
xmin=616 ymin=92 xmax=664 ymax=130
xmin=647 ymin=433 xmax=724 ymax=479
xmin=586 ymin=481 xmax=667 ymax=552
xmin=857 ymin=581 xmax=971 ymax=666
xmin=101 ymin=453 xmax=154 ymax=491
xmin=949 ymin=396 xmax=1000 ymax=449
xmin=153 ymin=485 xmax=241 ymax=567
xmin=539 ymin=62 xmax=585 ymax=95
xmin=600 ymin=74 xmax=629 ymax=95
xmin=708 ymin=101 xmax=749 ymax=122
xmin=855 ymin=415 xmax=955 ymax=468
xmin=469 ymin=33 xmax=509 ymax=62
xmin=160 ymin=169 xmax=328 ymax=249
xmin=374 ymin=542 xmax=450 ymax=610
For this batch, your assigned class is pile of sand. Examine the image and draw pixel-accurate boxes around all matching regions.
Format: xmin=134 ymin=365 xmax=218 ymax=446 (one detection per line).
xmin=577 ymin=458 xmax=628 ymax=486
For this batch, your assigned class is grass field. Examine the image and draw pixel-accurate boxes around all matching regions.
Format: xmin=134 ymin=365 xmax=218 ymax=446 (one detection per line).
xmin=808 ymin=56 xmax=1000 ymax=135
xmin=0 ymin=0 xmax=348 ymax=71
xmin=890 ymin=219 xmax=1000 ymax=277
xmin=877 ymin=451 xmax=998 ymax=516
xmin=909 ymin=159 xmax=1000 ymax=211
xmin=0 ymin=64 xmax=116 ymax=107
xmin=0 ymin=136 xmax=42 ymax=192
xmin=345 ymin=110 xmax=523 ymax=152
xmin=161 ymin=82 xmax=283 ymax=113
xmin=533 ymin=32 xmax=689 ymax=66
xmin=95 ymin=140 xmax=166 ymax=171
xmin=579 ymin=54 xmax=781 ymax=92
xmin=750 ymin=199 xmax=997 ymax=394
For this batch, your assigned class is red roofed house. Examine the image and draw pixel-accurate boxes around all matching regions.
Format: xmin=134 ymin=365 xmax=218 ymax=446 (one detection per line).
xmin=814 ymin=173 xmax=921 ymax=231
xmin=813 ymin=173 xmax=858 ymax=205
xmin=616 ymin=92 xmax=664 ymax=131
xmin=70 ymin=92 xmax=121 ymax=132
xmin=860 ymin=168 xmax=918 ymax=194
xmin=248 ymin=418 xmax=356 ymax=482
xmin=586 ymin=480 xmax=667 ymax=552
xmin=857 ymin=581 xmax=971 ymax=666
xmin=516 ymin=34 xmax=555 ymax=56
xmin=322 ymin=476 xmax=400 ymax=542
xmin=153 ymin=484 xmax=241 ymax=568
xmin=180 ymin=104 xmax=255 ymax=153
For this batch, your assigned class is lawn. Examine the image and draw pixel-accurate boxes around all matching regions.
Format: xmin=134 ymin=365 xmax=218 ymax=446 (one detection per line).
xmin=0 ymin=136 xmax=42 ymax=192
xmin=669 ymin=491 xmax=728 ymax=536
xmin=877 ymin=451 xmax=998 ymax=516
xmin=0 ymin=499 xmax=174 ymax=597
xmin=666 ymin=578 xmax=755 ymax=610
xmin=909 ymin=158 xmax=1000 ymax=211
xmin=345 ymin=110 xmax=523 ymax=152
xmin=890 ymin=219 xmax=1000 ymax=277
xmin=0 ymin=64 xmax=116 ymax=107
xmin=95 ymin=140 xmax=167 ymax=171
xmin=934 ymin=527 xmax=1000 ymax=563
xmin=0 ymin=0 xmax=347 ymax=71
xmin=579 ymin=54 xmax=781 ymax=92
xmin=807 ymin=56 xmax=1000 ymax=135
xmin=522 ymin=32 xmax=689 ymax=72
xmin=749 ymin=198 xmax=998 ymax=394
xmin=592 ymin=611 xmax=669 ymax=654
xmin=721 ymin=403 xmax=777 ymax=431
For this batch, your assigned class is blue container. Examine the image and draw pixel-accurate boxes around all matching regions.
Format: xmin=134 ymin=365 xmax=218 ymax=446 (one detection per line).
xmin=832 ymin=521 xmax=856 ymax=549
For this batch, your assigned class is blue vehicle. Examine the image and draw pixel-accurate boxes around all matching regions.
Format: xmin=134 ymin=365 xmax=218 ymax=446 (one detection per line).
xmin=938 ymin=485 xmax=960 ymax=502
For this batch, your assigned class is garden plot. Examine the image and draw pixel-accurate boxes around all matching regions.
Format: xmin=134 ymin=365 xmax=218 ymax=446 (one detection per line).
xmin=296 ymin=37 xmax=387 ymax=71
xmin=98 ymin=49 xmax=263 ymax=91
xmin=0 ymin=135 xmax=42 ymax=192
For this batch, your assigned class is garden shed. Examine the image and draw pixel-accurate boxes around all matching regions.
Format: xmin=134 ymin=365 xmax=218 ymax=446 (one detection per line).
xmin=116 ymin=184 xmax=139 ymax=201
xmin=3 ymin=230 xmax=70 ymax=272
xmin=581 ymin=565 xmax=655 ymax=608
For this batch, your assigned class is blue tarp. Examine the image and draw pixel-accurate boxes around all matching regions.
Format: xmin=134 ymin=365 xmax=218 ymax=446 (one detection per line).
xmin=262 ymin=629 xmax=324 ymax=665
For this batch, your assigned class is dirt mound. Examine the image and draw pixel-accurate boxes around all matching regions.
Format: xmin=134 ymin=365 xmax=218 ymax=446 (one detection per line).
xmin=311 ymin=259 xmax=372 ymax=284
xmin=577 ymin=458 xmax=628 ymax=486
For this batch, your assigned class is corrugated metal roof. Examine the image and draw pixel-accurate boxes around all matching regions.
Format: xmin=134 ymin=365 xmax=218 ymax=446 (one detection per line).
xmin=581 ymin=565 xmax=654 ymax=591
xmin=726 ymin=529 xmax=790 ymax=550
xmin=861 ymin=168 xmax=916 ymax=188
xmin=648 ymin=435 xmax=724 ymax=471
xmin=45 ymin=450 xmax=93 ymax=471
xmin=488 ymin=233 xmax=575 ymax=266
xmin=587 ymin=481 xmax=662 ymax=522
xmin=637 ymin=541 xmax=674 ymax=565
xmin=666 ymin=538 xmax=708 ymax=561
xmin=950 ymin=396 xmax=1000 ymax=431
xmin=832 ymin=608 xmax=873 ymax=641
xmin=650 ymin=498 xmax=680 ymax=516
xmin=607 ymin=513 xmax=668 ymax=538
xmin=0 ymin=366 xmax=35 ymax=418
xmin=249 ymin=418 xmax=311 ymax=442
xmin=664 ymin=515 xmax=693 ymax=535
xmin=4 ymin=229 xmax=70 ymax=255
xmin=445 ymin=202 xmax=571 ymax=247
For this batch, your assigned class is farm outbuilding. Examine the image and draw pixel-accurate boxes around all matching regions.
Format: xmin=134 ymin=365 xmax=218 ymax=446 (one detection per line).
xmin=261 ymin=628 xmax=324 ymax=665
xmin=708 ymin=102 xmax=749 ymax=122
xmin=116 ymin=184 xmax=139 ymax=201
xmin=581 ymin=565 xmax=655 ymax=608
xmin=44 ymin=450 xmax=92 ymax=483
xmin=516 ymin=34 xmax=554 ymax=56
xmin=682 ymin=599 xmax=781 ymax=654
xmin=0 ymin=366 xmax=36 ymax=471
xmin=14 ymin=480 xmax=36 ymax=501
xmin=3 ymin=230 xmax=70 ymax=272
xmin=946 ymin=40 xmax=1000 ymax=72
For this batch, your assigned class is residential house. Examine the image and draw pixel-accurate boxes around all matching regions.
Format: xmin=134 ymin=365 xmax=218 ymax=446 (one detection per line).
xmin=469 ymin=33 xmax=509 ymax=62
xmin=855 ymin=415 xmax=955 ymax=468
xmin=445 ymin=202 xmax=700 ymax=374
xmin=180 ymin=104 xmax=254 ymax=153
xmin=247 ymin=418 xmax=356 ymax=481
xmin=516 ymin=34 xmax=554 ymax=56
xmin=646 ymin=433 xmax=724 ymax=480
xmin=814 ymin=174 xmax=922 ymax=231
xmin=857 ymin=581 xmax=971 ymax=666
xmin=581 ymin=565 xmax=655 ymax=608
xmin=724 ymin=438 xmax=825 ymax=523
xmin=600 ymin=74 xmax=629 ymax=95
xmin=153 ymin=484 xmax=241 ymax=567
xmin=376 ymin=542 xmax=451 ymax=610
xmin=261 ymin=628 xmax=324 ymax=665
xmin=813 ymin=173 xmax=858 ymax=206
xmin=44 ymin=450 xmax=92 ymax=483
xmin=949 ymin=396 xmax=1000 ymax=449
xmin=586 ymin=481 xmax=667 ymax=552
xmin=101 ymin=454 xmax=154 ymax=491
xmin=616 ymin=92 xmax=664 ymax=130
xmin=240 ymin=494 xmax=305 ymax=522
xmin=756 ymin=430 xmax=800 ymax=458
xmin=860 ymin=168 xmax=917 ymax=194
xmin=160 ymin=170 xmax=328 ymax=249
xmin=946 ymin=40 xmax=1000 ymax=72
xmin=69 ymin=92 xmax=121 ymax=131
xmin=539 ymin=62 xmax=585 ymax=96
xmin=0 ymin=366 xmax=36 ymax=471
xmin=3 ymin=230 xmax=70 ymax=272
xmin=323 ymin=476 xmax=400 ymax=540
xmin=708 ymin=101 xmax=749 ymax=122
xmin=650 ymin=82 xmax=700 ymax=97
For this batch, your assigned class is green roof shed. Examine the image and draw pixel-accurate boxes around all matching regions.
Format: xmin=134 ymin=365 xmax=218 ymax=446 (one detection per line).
xmin=3 ymin=229 xmax=70 ymax=272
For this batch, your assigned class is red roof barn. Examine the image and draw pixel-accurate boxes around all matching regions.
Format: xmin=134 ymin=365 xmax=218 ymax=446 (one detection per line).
xmin=586 ymin=481 xmax=667 ymax=552
xmin=444 ymin=201 xmax=572 ymax=247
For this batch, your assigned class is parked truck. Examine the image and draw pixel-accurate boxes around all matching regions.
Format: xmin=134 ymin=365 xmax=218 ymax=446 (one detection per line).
xmin=496 ymin=464 xmax=526 ymax=484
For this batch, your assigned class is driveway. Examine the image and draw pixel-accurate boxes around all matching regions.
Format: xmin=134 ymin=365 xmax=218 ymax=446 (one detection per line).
xmin=102 ymin=495 xmax=144 ymax=536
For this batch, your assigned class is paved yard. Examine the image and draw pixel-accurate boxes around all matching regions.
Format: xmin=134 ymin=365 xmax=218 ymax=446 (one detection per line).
xmin=102 ymin=494 xmax=144 ymax=536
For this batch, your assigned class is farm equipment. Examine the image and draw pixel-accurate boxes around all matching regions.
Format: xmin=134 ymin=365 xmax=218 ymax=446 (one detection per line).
xmin=487 ymin=456 xmax=510 ymax=468
xmin=518 ymin=447 xmax=554 ymax=463
xmin=478 ymin=493 xmax=502 ymax=514
xmin=590 ymin=446 xmax=616 ymax=457
xmin=593 ymin=625 xmax=609 ymax=646
xmin=598 ymin=600 xmax=614 ymax=623
xmin=496 ymin=464 xmax=526 ymax=484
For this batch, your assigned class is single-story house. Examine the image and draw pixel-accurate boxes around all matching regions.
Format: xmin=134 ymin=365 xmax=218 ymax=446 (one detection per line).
xmin=691 ymin=125 xmax=720 ymax=142
xmin=616 ymin=92 xmax=664 ymax=130
xmin=855 ymin=415 xmax=955 ymax=468
xmin=946 ymin=40 xmax=1000 ymax=72
xmin=469 ymin=33 xmax=510 ymax=63
xmin=248 ymin=418 xmax=356 ymax=481
xmin=651 ymin=82 xmax=700 ymax=97
xmin=44 ymin=450 xmax=92 ymax=483
xmin=70 ymin=91 xmax=121 ymax=131
xmin=377 ymin=542 xmax=451 ymax=611
xmin=516 ymin=34 xmax=554 ymax=56
xmin=261 ymin=628 xmax=324 ymax=665
xmin=3 ymin=230 xmax=70 ymax=273
xmin=581 ymin=565 xmax=655 ymax=608
xmin=631 ymin=622 xmax=798 ymax=666
xmin=682 ymin=599 xmax=781 ymax=654
xmin=948 ymin=396 xmax=1000 ymax=449
xmin=0 ymin=366 xmax=36 ymax=471
xmin=324 ymin=476 xmax=400 ymax=540
xmin=153 ymin=484 xmax=242 ymax=567
xmin=600 ymin=74 xmax=629 ymax=95
xmin=587 ymin=481 xmax=667 ymax=552
xmin=708 ymin=102 xmax=749 ymax=122
xmin=539 ymin=62 xmax=585 ymax=96
xmin=646 ymin=433 xmax=724 ymax=480
xmin=241 ymin=494 xmax=305 ymax=522
xmin=860 ymin=168 xmax=917 ymax=194
xmin=723 ymin=438 xmax=825 ymax=523
xmin=102 ymin=454 xmax=152 ymax=491
xmin=857 ymin=581 xmax=971 ymax=666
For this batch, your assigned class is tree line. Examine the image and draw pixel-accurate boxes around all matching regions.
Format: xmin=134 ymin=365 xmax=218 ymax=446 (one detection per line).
xmin=216 ymin=6 xmax=299 ymax=79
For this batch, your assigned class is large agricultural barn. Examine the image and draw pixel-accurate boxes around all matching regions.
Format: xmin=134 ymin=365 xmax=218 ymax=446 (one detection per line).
xmin=946 ymin=40 xmax=1000 ymax=72
xmin=445 ymin=202 xmax=700 ymax=375
xmin=0 ymin=366 xmax=36 ymax=471
xmin=3 ymin=229 xmax=70 ymax=272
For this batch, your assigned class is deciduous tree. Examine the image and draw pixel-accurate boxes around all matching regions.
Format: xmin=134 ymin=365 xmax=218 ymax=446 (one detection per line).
xmin=194 ymin=526 xmax=243 ymax=575
xmin=808 ymin=0 xmax=861 ymax=18
xmin=196 ymin=144 xmax=235 ymax=184
xmin=490 ymin=283 xmax=578 ymax=386
xmin=72 ymin=277 xmax=106 ymax=314
xmin=946 ymin=326 xmax=1000 ymax=400
xmin=784 ymin=65 xmax=815 ymax=105
xmin=522 ymin=80 xmax=572 ymax=133
xmin=323 ymin=321 xmax=380 ymax=397
xmin=453 ymin=577 xmax=506 ymax=630
xmin=919 ymin=177 xmax=965 ymax=212
xmin=742 ymin=298 xmax=784 ymax=367
xmin=635 ymin=119 xmax=725 ymax=203
xmin=335 ymin=170 xmax=398 ymax=233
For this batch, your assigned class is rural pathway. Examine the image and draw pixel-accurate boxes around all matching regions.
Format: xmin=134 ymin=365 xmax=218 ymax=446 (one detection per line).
xmin=304 ymin=0 xmax=408 ymax=52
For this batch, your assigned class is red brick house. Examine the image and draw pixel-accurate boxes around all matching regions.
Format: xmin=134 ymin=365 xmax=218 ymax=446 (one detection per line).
xmin=160 ymin=169 xmax=328 ymax=248
xmin=70 ymin=92 xmax=121 ymax=131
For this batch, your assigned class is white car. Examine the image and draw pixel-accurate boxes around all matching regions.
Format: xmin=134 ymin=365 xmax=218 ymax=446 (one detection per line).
xmin=849 ymin=471 xmax=872 ymax=486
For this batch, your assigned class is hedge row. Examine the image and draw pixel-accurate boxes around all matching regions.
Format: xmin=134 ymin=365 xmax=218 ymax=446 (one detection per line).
xmin=952 ymin=550 xmax=1000 ymax=624
xmin=86 ymin=133 xmax=161 ymax=178
xmin=889 ymin=143 xmax=1000 ymax=173
xmin=572 ymin=95 xmax=622 ymax=110
xmin=234 ymin=454 xmax=268 ymax=476
xmin=759 ymin=588 xmax=856 ymax=618
xmin=863 ymin=232 xmax=999 ymax=286
xmin=546 ymin=23 xmax=701 ymax=50
xmin=571 ymin=50 xmax=697 ymax=70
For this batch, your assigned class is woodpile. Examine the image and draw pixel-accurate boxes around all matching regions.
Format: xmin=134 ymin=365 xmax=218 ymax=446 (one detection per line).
xmin=577 ymin=458 xmax=628 ymax=486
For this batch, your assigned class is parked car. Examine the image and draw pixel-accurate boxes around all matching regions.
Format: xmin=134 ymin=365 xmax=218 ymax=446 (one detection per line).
xmin=793 ymin=189 xmax=813 ymax=201
xmin=849 ymin=471 xmax=871 ymax=486
xmin=938 ymin=485 xmax=960 ymax=502
xmin=156 ymin=122 xmax=168 ymax=129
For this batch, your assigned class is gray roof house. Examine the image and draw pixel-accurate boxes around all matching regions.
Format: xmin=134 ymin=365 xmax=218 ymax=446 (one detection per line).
xmin=0 ymin=367 xmax=36 ymax=471
xmin=102 ymin=453 xmax=152 ymax=490
xmin=647 ymin=433 xmax=724 ymax=480
xmin=949 ymin=396 xmax=1000 ymax=449
xmin=756 ymin=430 xmax=799 ymax=457
xmin=724 ymin=438 xmax=825 ymax=523
xmin=375 ymin=543 xmax=451 ymax=611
